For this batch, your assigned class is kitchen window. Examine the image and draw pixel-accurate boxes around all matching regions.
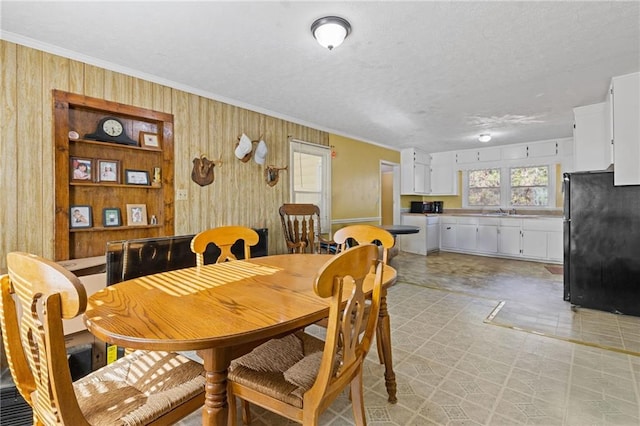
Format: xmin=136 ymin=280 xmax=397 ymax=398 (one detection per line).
xmin=510 ymin=166 xmax=549 ymax=206
xmin=464 ymin=165 xmax=554 ymax=208
xmin=467 ymin=168 xmax=501 ymax=206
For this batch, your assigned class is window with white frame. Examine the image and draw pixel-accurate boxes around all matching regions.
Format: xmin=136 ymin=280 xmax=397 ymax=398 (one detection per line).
xmin=510 ymin=166 xmax=549 ymax=206
xmin=468 ymin=168 xmax=501 ymax=206
xmin=289 ymin=140 xmax=331 ymax=231
xmin=464 ymin=165 xmax=553 ymax=208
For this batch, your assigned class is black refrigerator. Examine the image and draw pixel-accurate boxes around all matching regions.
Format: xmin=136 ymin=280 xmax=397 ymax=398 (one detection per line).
xmin=563 ymin=170 xmax=640 ymax=316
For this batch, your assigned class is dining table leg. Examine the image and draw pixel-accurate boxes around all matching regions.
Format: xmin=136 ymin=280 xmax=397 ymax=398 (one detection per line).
xmin=198 ymin=347 xmax=232 ymax=425
xmin=378 ymin=289 xmax=398 ymax=403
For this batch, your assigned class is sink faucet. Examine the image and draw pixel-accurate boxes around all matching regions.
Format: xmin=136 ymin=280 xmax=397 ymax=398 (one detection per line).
xmin=509 ymin=208 xmax=516 ymax=215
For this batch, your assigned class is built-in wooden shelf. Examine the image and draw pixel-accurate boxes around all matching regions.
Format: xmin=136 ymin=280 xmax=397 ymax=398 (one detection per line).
xmin=54 ymin=90 xmax=174 ymax=261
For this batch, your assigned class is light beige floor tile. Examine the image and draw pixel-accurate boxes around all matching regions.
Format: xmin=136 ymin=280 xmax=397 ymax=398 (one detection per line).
xmin=177 ymin=251 xmax=639 ymax=426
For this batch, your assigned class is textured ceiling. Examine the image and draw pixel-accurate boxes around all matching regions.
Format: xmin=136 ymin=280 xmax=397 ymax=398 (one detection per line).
xmin=2 ymin=1 xmax=639 ymax=153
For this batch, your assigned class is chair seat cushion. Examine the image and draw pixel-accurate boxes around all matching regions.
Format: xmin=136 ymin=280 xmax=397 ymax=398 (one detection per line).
xmin=74 ymin=350 xmax=205 ymax=426
xmin=229 ymin=332 xmax=325 ymax=408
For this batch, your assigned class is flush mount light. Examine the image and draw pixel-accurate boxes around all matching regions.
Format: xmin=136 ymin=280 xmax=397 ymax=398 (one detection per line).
xmin=478 ymin=133 xmax=492 ymax=143
xmin=311 ymin=16 xmax=351 ymax=50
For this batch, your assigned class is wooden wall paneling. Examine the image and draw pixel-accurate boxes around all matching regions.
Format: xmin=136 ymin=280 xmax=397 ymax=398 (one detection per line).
xmin=252 ymin=113 xmax=270 ymax=227
xmin=151 ymin=83 xmax=166 ymax=113
xmin=83 ymin=64 xmax=104 ymax=99
xmin=1 ymin=41 xmax=18 ymax=272
xmin=162 ymin=86 xmax=173 ymax=114
xmin=210 ymin=97 xmax=225 ymax=229
xmin=172 ymin=89 xmax=191 ymax=235
xmin=104 ymin=69 xmax=133 ymax=106
xmin=16 ymin=45 xmax=44 ymax=256
xmin=0 ymin=41 xmax=332 ymax=271
xmin=196 ymin=96 xmax=208 ymax=232
xmin=188 ymin=94 xmax=204 ymax=233
xmin=42 ymin=53 xmax=71 ymax=259
xmin=133 ymin=78 xmax=154 ymax=110
xmin=161 ymin=115 xmax=175 ymax=238
xmin=69 ymin=59 xmax=84 ymax=95
xmin=263 ymin=115 xmax=286 ymax=255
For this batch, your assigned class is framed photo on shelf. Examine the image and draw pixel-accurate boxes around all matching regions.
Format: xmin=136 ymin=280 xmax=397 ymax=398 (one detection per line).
xmin=139 ymin=132 xmax=160 ymax=149
xmin=97 ymin=159 xmax=120 ymax=183
xmin=125 ymin=169 xmax=150 ymax=185
xmin=126 ymin=204 xmax=148 ymax=226
xmin=102 ymin=207 xmax=121 ymax=227
xmin=70 ymin=157 xmax=93 ymax=182
xmin=69 ymin=205 xmax=92 ymax=228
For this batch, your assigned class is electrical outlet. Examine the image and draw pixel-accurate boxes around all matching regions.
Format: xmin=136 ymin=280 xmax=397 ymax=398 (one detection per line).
xmin=176 ymin=189 xmax=188 ymax=201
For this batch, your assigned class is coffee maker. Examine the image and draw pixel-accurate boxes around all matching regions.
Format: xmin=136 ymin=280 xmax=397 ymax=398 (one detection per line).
xmin=432 ymin=201 xmax=444 ymax=213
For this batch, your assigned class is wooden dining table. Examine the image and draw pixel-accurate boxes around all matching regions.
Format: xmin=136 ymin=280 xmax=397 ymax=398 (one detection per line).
xmin=84 ymin=253 xmax=397 ymax=425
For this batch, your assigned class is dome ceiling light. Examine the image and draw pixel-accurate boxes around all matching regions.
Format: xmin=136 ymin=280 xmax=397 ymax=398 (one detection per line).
xmin=311 ymin=16 xmax=351 ymax=51
xmin=478 ymin=133 xmax=492 ymax=143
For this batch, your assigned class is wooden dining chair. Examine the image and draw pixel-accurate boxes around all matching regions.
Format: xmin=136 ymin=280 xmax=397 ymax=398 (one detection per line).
xmin=227 ymin=244 xmax=384 ymax=425
xmin=0 ymin=252 xmax=206 ymax=426
xmin=333 ymin=224 xmax=395 ymax=264
xmin=190 ymin=225 xmax=260 ymax=266
xmin=332 ymin=225 xmax=396 ymax=371
xmin=279 ymin=203 xmax=335 ymax=254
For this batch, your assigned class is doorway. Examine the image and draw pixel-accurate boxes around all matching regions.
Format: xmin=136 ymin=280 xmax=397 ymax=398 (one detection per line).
xmin=380 ymin=161 xmax=400 ymax=225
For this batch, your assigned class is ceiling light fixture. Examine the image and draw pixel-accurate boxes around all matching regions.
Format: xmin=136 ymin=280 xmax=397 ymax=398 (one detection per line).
xmin=478 ymin=133 xmax=492 ymax=143
xmin=311 ymin=16 xmax=351 ymax=50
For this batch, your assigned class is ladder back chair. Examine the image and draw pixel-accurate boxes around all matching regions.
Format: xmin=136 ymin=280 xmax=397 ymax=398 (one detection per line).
xmin=0 ymin=252 xmax=205 ymax=426
xmin=227 ymin=244 xmax=384 ymax=425
xmin=279 ymin=204 xmax=334 ymax=254
xmin=190 ymin=225 xmax=260 ymax=266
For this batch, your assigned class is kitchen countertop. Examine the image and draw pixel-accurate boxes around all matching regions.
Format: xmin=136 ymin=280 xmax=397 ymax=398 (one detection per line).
xmin=402 ymin=212 xmax=563 ymax=219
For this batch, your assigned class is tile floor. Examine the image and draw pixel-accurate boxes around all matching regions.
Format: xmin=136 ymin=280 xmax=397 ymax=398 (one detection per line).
xmin=179 ymin=251 xmax=640 ymax=425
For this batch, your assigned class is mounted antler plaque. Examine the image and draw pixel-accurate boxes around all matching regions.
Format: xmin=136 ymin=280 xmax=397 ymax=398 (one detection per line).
xmin=265 ymin=165 xmax=287 ymax=187
xmin=191 ymin=155 xmax=222 ymax=186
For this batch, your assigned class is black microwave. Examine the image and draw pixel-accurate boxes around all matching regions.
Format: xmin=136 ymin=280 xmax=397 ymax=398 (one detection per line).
xmin=410 ymin=201 xmax=443 ymax=214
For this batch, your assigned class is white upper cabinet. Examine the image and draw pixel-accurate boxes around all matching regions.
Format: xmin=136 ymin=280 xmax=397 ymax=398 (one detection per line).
xmin=573 ymin=102 xmax=612 ymax=172
xmin=401 ymin=148 xmax=431 ymax=195
xmin=456 ymin=150 xmax=479 ymax=164
xmin=454 ymin=140 xmax=562 ymax=170
xmin=611 ymin=72 xmax=640 ymax=185
xmin=430 ymin=151 xmax=458 ymax=195
xmin=528 ymin=141 xmax=558 ymax=158
xmin=501 ymin=145 xmax=528 ymax=160
xmin=478 ymin=147 xmax=502 ymax=162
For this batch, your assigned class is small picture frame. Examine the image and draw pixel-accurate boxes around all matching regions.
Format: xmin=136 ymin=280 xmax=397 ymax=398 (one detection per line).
xmin=139 ymin=132 xmax=160 ymax=149
xmin=126 ymin=204 xmax=148 ymax=226
xmin=125 ymin=169 xmax=150 ymax=185
xmin=102 ymin=207 xmax=121 ymax=227
xmin=97 ymin=159 xmax=120 ymax=183
xmin=70 ymin=205 xmax=92 ymax=228
xmin=70 ymin=157 xmax=93 ymax=182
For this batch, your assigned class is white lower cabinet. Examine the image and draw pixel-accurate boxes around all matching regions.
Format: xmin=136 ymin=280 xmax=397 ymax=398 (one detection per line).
xmin=401 ymin=214 xmax=440 ymax=255
xmin=439 ymin=215 xmax=562 ymax=263
xmin=547 ymin=232 xmax=563 ymax=262
xmin=477 ymin=218 xmax=499 ymax=254
xmin=440 ymin=217 xmax=457 ymax=250
xmin=521 ymin=229 xmax=548 ymax=259
xmin=427 ymin=218 xmax=440 ymax=252
xmin=521 ymin=219 xmax=563 ymax=261
xmin=498 ymin=219 xmax=522 ymax=256
xmin=401 ymin=214 xmax=427 ymax=255
xmin=456 ymin=218 xmax=478 ymax=251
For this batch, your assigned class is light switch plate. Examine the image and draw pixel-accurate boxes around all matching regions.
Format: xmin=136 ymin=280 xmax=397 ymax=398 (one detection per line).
xmin=176 ymin=189 xmax=188 ymax=201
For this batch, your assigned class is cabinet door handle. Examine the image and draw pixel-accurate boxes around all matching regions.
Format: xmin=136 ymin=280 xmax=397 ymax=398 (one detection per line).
xmin=446 ymin=226 xmax=452 ymax=230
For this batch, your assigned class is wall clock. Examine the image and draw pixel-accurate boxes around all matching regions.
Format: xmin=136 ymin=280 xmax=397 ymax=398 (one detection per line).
xmin=84 ymin=116 xmax=138 ymax=146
